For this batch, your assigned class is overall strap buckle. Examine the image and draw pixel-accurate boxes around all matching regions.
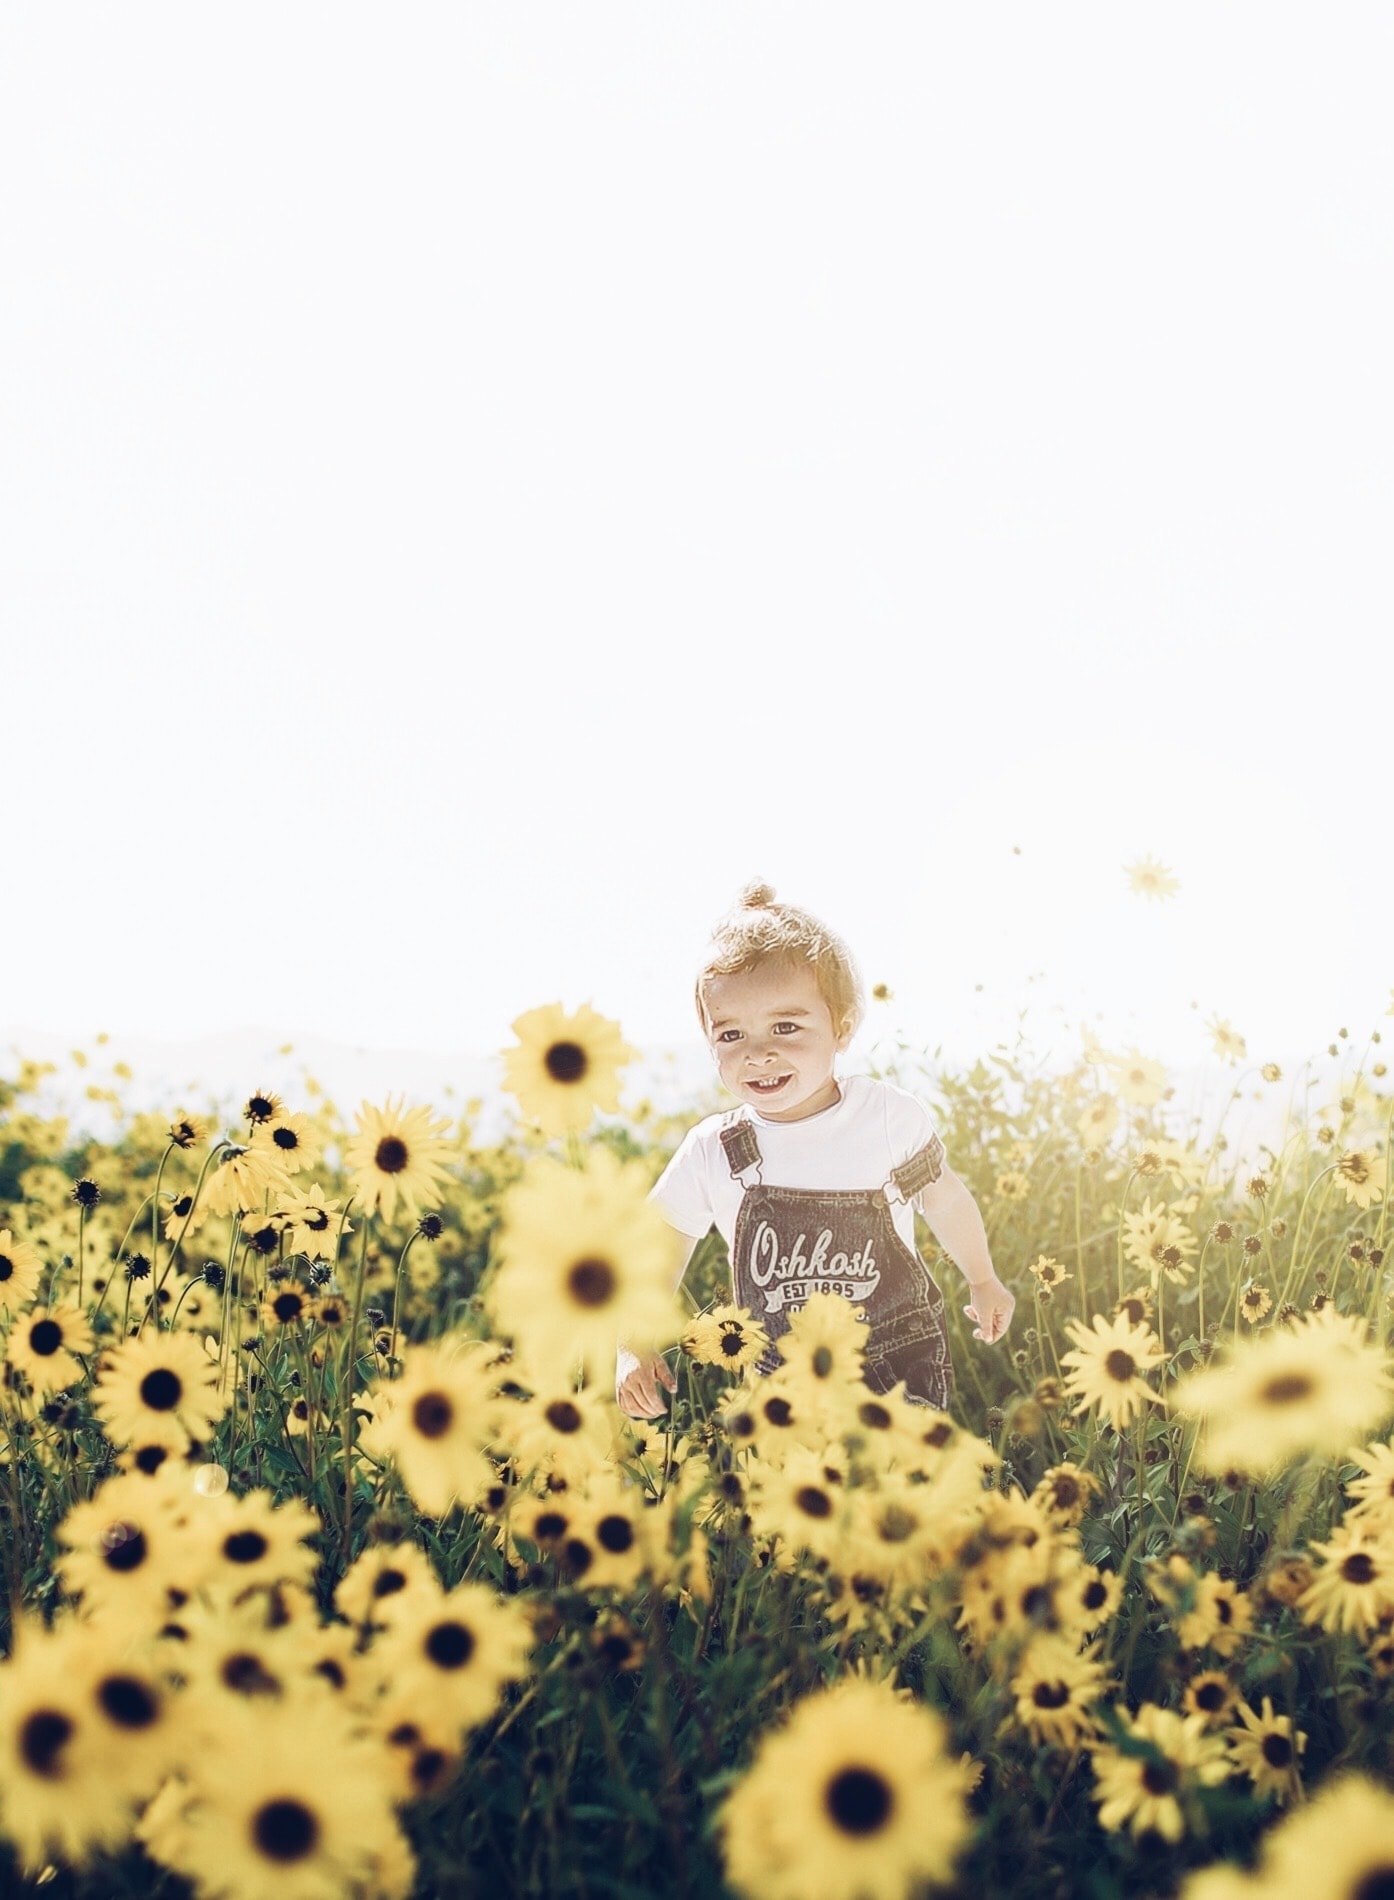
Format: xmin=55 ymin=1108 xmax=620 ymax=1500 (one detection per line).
xmin=881 ymin=1132 xmax=946 ymax=1206
xmin=719 ymin=1115 xmax=763 ymax=1187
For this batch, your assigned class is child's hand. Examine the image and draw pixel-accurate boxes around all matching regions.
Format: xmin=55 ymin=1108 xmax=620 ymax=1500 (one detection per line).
xmin=616 ymin=1345 xmax=678 ymax=1420
xmin=963 ymin=1275 xmax=1015 ymax=1345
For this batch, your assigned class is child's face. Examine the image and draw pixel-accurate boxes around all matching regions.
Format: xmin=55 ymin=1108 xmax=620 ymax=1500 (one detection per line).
xmin=701 ymin=960 xmax=851 ymax=1122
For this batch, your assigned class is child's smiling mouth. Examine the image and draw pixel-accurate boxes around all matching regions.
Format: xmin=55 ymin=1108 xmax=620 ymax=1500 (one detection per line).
xmin=747 ymin=1075 xmax=792 ymax=1095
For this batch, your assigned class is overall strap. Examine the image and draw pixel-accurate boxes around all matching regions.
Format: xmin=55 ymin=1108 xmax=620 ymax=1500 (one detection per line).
xmin=719 ymin=1112 xmax=763 ymax=1184
xmin=883 ymin=1131 xmax=946 ymax=1205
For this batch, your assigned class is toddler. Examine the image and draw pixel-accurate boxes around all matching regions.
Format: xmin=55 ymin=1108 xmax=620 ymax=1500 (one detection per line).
xmin=616 ymin=881 xmax=1014 ymax=1419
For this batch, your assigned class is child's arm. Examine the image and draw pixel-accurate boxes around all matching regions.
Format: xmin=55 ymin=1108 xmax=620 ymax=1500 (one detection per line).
xmin=916 ymin=1168 xmax=1015 ymax=1344
xmin=616 ymin=1229 xmax=702 ymax=1417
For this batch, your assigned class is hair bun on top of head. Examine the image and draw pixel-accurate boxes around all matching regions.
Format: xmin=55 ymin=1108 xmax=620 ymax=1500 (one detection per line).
xmin=736 ymin=880 xmax=777 ymax=910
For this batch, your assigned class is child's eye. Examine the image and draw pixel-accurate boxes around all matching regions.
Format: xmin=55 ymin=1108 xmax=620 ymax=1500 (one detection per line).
xmin=774 ymin=1023 xmax=800 ymax=1035
xmin=717 ymin=1030 xmax=742 ymax=1043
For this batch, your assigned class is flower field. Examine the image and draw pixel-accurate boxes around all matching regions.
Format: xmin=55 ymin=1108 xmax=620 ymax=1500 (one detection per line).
xmin=1 ymin=1006 xmax=1392 ymax=1899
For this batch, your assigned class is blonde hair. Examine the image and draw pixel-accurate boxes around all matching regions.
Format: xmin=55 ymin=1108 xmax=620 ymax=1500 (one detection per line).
xmin=694 ymin=880 xmax=865 ymax=1043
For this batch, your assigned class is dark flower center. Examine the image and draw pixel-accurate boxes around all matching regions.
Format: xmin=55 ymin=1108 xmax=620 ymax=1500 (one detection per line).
xmin=534 ymin=1511 xmax=567 ymax=1541
xmin=135 ymin=1445 xmax=169 ymax=1474
xmin=253 ymin=1798 xmax=319 ymax=1863
xmin=223 ymin=1653 xmax=281 ymax=1696
xmin=560 ymin=1538 xmax=593 ymax=1580
xmin=1082 ymin=1580 xmax=1107 ymax=1610
xmin=597 ymin=1514 xmax=634 ymax=1553
xmin=763 ymin=1398 xmax=794 ymax=1427
xmin=1259 ymin=1373 xmax=1314 ymax=1405
xmin=1262 ymin=1733 xmax=1293 ymax=1767
xmin=856 ymin=1401 xmax=891 ymax=1430
xmin=1141 ymin=1757 xmax=1179 ymax=1795
xmin=224 ymin=1530 xmax=269 ymax=1564
xmin=30 ymin=1319 xmax=63 ymax=1356
xmin=426 ymin=1621 xmax=474 ymax=1669
xmin=20 ymin=1709 xmax=72 ymax=1777
xmin=811 ymin=1346 xmax=834 ymax=1377
xmin=412 ymin=1746 xmax=450 ymax=1791
xmin=825 ymin=1765 xmax=893 ymax=1836
xmin=568 ymin=1259 xmax=615 ymax=1306
xmin=1105 ymin=1349 xmax=1136 ymax=1381
xmin=102 ymin=1524 xmax=148 ymax=1571
xmin=375 ymin=1137 xmax=408 ymax=1175
xmin=272 ymin=1127 xmax=299 ymax=1150
xmin=545 ymin=1041 xmax=588 ymax=1083
xmin=545 ymin=1400 xmax=582 ymax=1434
xmin=796 ymin=1486 xmax=833 ymax=1520
xmin=0 ymin=1255 xmax=12 ymax=1281
xmin=140 ymin=1368 xmax=182 ymax=1411
xmin=412 ymin=1393 xmax=453 ymax=1439
xmin=1342 ymin=1553 xmax=1377 ymax=1586
xmin=272 ymin=1292 xmax=304 ymax=1324
xmin=1350 ymin=1869 xmax=1394 ymax=1900
xmin=877 ymin=1505 xmax=916 ymax=1543
xmin=98 ymin=1675 xmax=158 ymax=1728
xmin=1033 ymin=1680 xmax=1070 ymax=1709
xmin=373 ymin=1567 xmax=408 ymax=1598
xmin=1194 ymin=1681 xmax=1226 ymax=1711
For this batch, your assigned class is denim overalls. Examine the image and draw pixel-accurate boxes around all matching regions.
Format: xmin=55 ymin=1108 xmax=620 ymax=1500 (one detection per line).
xmin=718 ymin=1110 xmax=956 ymax=1412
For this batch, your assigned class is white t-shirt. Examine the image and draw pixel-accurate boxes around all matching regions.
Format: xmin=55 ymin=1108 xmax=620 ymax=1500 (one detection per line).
xmin=649 ymin=1073 xmax=948 ymax=1259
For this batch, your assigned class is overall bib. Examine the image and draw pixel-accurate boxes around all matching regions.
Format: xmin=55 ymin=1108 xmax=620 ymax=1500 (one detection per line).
xmin=719 ymin=1110 xmax=956 ymax=1412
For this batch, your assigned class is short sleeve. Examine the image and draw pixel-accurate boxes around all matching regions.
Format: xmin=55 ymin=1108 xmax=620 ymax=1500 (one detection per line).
xmin=648 ymin=1125 xmax=714 ymax=1239
xmin=884 ymin=1087 xmax=949 ymax=1208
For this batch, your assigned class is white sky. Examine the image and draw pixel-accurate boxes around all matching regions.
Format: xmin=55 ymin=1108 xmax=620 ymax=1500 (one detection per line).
xmin=3 ymin=5 xmax=1392 ymax=1106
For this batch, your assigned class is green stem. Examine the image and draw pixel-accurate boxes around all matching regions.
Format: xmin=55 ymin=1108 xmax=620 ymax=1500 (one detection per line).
xmin=388 ymin=1231 xmax=423 ymax=1370
xmin=341 ymin=1212 xmax=373 ymax=1564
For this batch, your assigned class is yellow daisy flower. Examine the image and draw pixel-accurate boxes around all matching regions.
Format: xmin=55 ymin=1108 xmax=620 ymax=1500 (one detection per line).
xmin=343 ymin=1096 xmax=455 ymax=1226
xmin=1088 ymin=1702 xmax=1229 ymax=1843
xmin=276 ymin=1183 xmax=352 ymax=1261
xmin=1244 ymin=1770 xmax=1394 ymax=1898
xmin=1124 ymin=855 xmax=1180 ymax=900
xmin=367 ymin=1578 xmax=534 ymax=1738
xmin=1059 ymin=1312 xmax=1168 ymax=1432
xmin=487 ymin=1144 xmax=685 ymax=1381
xmin=201 ymin=1144 xmax=293 ymax=1220
xmin=154 ymin=1698 xmax=413 ymax=1900
xmin=1106 ymin=1049 xmax=1169 ymax=1108
xmin=1336 ymin=1148 xmax=1387 ymax=1211
xmin=250 ymin=1110 xmax=323 ymax=1177
xmin=1295 ymin=1521 xmax=1394 ymax=1636
xmin=92 ymin=1330 xmax=230 ymax=1450
xmin=718 ymin=1674 xmax=976 ymax=1900
xmin=5 ymin=1302 xmax=94 ymax=1395
xmin=500 ymin=1002 xmax=637 ymax=1138
xmin=1205 ymin=1017 xmax=1247 ymax=1064
xmin=1225 ymin=1694 xmax=1306 ymax=1804
xmin=0 ymin=1228 xmax=45 ymax=1313
xmin=1169 ymin=1306 xmax=1394 ymax=1478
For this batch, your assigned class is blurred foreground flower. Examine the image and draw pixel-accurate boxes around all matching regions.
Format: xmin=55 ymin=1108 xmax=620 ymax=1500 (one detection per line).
xmin=501 ymin=1002 xmax=636 ymax=1137
xmin=718 ymin=1673 xmax=977 ymax=1900
xmin=487 ymin=1145 xmax=685 ymax=1380
xmin=1168 ymin=1305 xmax=1394 ymax=1478
xmin=1178 ymin=1770 xmax=1394 ymax=1898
